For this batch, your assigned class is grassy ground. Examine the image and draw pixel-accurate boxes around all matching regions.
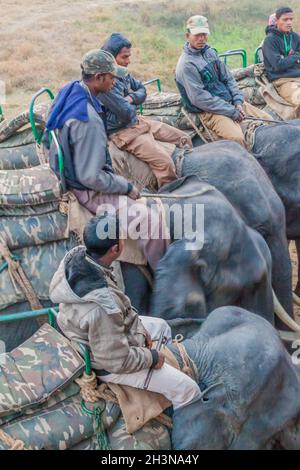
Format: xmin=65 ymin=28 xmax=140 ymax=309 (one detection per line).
xmin=1 ymin=0 xmax=300 ymax=117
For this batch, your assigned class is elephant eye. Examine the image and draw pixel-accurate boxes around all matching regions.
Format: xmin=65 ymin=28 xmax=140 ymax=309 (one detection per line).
xmin=201 ymin=396 xmax=210 ymax=403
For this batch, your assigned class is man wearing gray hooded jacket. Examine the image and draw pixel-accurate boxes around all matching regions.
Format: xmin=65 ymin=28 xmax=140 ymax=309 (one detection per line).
xmin=176 ymin=15 xmax=271 ymax=147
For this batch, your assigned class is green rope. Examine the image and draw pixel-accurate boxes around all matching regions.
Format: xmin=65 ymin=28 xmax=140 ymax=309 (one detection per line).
xmin=81 ymin=399 xmax=111 ymax=450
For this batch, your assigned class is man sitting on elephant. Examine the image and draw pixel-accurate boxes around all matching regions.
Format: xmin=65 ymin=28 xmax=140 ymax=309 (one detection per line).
xmin=99 ymin=33 xmax=192 ymax=188
xmin=49 ymin=215 xmax=202 ymax=411
xmin=175 ymin=15 xmax=272 ymax=147
xmin=46 ymin=49 xmax=169 ymax=270
xmin=262 ymin=6 xmax=300 ymax=116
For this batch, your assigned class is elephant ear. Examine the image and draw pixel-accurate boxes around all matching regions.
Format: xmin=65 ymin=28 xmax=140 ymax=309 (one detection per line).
xmin=184 ymin=255 xmax=207 ymax=319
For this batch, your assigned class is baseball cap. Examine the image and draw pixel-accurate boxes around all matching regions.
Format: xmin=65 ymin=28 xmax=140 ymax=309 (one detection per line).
xmin=81 ymin=49 xmax=127 ymax=78
xmin=186 ymin=15 xmax=210 ymax=35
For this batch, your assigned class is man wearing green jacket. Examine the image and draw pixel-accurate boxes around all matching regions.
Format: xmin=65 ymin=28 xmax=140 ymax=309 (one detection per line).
xmin=262 ymin=6 xmax=300 ymax=115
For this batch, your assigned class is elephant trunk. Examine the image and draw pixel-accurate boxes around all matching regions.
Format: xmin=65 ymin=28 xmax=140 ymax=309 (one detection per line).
xmin=267 ymin=234 xmax=294 ymax=326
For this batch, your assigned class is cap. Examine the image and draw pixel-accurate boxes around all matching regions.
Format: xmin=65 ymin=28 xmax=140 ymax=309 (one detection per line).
xmin=186 ymin=15 xmax=210 ymax=35
xmin=81 ymin=49 xmax=127 ymax=78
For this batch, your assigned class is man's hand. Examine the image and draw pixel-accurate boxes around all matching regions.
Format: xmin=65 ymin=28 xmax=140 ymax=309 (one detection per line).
xmin=145 ymin=332 xmax=153 ymax=349
xmin=233 ymin=104 xmax=245 ymax=122
xmin=153 ymin=351 xmax=165 ymax=369
xmin=128 ymin=185 xmax=140 ymax=200
xmin=125 ymin=95 xmax=134 ymax=104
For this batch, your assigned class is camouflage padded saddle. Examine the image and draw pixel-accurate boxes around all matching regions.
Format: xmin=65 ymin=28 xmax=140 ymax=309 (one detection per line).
xmin=0 ymin=324 xmax=119 ymax=450
xmin=0 ymin=163 xmax=61 ymax=207
xmin=0 ymin=323 xmax=84 ymax=418
xmin=0 ymin=324 xmax=171 ymax=450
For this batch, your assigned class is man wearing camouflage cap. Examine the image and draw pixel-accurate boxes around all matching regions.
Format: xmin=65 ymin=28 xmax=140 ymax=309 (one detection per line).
xmin=176 ymin=16 xmax=271 ymax=147
xmin=47 ymin=49 xmax=169 ymax=270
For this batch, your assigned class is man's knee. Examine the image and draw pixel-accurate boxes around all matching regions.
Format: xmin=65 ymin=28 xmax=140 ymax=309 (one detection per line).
xmin=172 ymin=372 xmax=201 ymax=409
xmin=154 ymin=151 xmax=176 ymax=171
xmin=224 ymin=127 xmax=245 ymax=146
xmin=140 ymin=316 xmax=172 ymax=342
xmin=153 ymin=317 xmax=172 ymax=341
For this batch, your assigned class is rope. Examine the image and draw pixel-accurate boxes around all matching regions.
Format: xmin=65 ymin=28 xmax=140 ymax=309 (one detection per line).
xmin=76 ymin=371 xmax=172 ymax=429
xmin=181 ymin=108 xmax=217 ymax=144
xmin=198 ymin=113 xmax=218 ymax=143
xmin=140 ymin=188 xmax=212 ymax=199
xmin=81 ymin=400 xmax=111 ymax=450
xmin=0 ymin=243 xmax=43 ymax=312
xmin=58 ymin=192 xmax=69 ymax=216
xmin=181 ymin=108 xmax=209 ymax=144
xmin=173 ymin=149 xmax=185 ymax=178
xmin=35 ymin=142 xmax=47 ymax=164
xmin=0 ymin=429 xmax=28 ymax=450
xmin=173 ymin=335 xmax=198 ymax=382
xmin=76 ymin=372 xmax=117 ymax=404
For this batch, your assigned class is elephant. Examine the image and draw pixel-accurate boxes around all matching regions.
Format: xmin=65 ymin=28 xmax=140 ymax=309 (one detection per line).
xmin=251 ymin=119 xmax=300 ymax=296
xmin=189 ymin=120 xmax=300 ymax=309
xmin=171 ymin=140 xmax=293 ymax=319
xmin=122 ymin=142 xmax=292 ymax=331
xmin=170 ymin=306 xmax=300 ymax=450
xmin=144 ymin=175 xmax=274 ymax=330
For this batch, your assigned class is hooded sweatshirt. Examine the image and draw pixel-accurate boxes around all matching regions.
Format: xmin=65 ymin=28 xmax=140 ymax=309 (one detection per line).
xmin=175 ymin=43 xmax=244 ymax=118
xmin=49 ymin=246 xmax=157 ymax=374
xmin=47 ymin=81 xmax=129 ymax=194
xmin=262 ymin=26 xmax=300 ymax=81
xmin=99 ymin=33 xmax=147 ymax=134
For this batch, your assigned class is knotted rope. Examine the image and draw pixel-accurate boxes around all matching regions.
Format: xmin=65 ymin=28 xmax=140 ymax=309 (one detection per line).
xmin=0 ymin=428 xmax=28 ymax=451
xmin=0 ymin=243 xmax=43 ymax=312
xmin=76 ymin=372 xmax=116 ymax=404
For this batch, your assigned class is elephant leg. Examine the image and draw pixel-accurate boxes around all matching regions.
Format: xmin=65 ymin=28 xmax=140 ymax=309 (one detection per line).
xmin=267 ymin=234 xmax=294 ymax=320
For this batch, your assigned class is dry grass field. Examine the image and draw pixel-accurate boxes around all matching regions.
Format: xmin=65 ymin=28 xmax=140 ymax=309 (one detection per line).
xmin=1 ymin=0 xmax=300 ymax=117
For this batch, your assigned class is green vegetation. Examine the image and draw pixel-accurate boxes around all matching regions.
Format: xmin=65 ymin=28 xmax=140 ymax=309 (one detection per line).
xmin=81 ymin=0 xmax=300 ymax=89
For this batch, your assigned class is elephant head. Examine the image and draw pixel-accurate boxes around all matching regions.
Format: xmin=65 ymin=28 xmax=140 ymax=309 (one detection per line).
xmin=171 ymin=307 xmax=300 ymax=450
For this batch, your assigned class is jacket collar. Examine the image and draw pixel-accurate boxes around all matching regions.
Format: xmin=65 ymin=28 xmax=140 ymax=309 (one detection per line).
xmin=183 ymin=42 xmax=210 ymax=56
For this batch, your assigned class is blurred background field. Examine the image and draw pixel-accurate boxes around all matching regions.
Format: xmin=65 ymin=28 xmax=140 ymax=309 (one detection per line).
xmin=1 ymin=0 xmax=300 ymax=117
